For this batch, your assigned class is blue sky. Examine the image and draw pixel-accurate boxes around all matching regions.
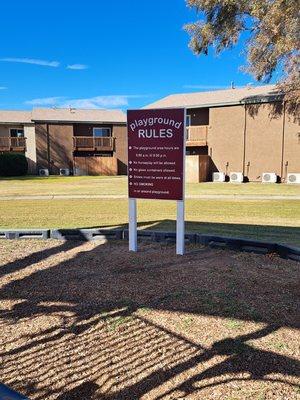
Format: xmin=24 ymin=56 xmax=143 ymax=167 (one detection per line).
xmin=0 ymin=0 xmax=274 ymax=111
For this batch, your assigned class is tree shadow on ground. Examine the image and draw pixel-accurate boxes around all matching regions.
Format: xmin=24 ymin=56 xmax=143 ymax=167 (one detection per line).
xmin=56 ymin=382 xmax=101 ymax=400
xmin=0 ymin=240 xmax=299 ymax=399
xmin=0 ymin=240 xmax=82 ymax=279
xmin=78 ymin=218 xmax=300 ymax=247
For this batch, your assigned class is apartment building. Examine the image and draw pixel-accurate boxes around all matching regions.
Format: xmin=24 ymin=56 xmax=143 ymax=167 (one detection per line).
xmin=1 ymin=85 xmax=299 ymax=181
xmin=145 ymin=85 xmax=300 ymax=182
xmin=0 ymin=108 xmax=127 ymax=175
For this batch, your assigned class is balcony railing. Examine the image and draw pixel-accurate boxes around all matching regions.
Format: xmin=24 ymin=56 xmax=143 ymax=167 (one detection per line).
xmin=0 ymin=137 xmax=26 ymax=152
xmin=73 ymin=136 xmax=114 ymax=152
xmin=186 ymin=126 xmax=208 ymax=146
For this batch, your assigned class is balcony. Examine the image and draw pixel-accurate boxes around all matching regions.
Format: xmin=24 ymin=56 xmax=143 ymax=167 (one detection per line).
xmin=186 ymin=126 xmax=208 ymax=146
xmin=0 ymin=137 xmax=26 ymax=152
xmin=73 ymin=136 xmax=115 ymax=152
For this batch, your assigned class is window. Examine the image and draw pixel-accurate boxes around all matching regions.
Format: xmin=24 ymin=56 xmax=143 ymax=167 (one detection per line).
xmin=186 ymin=115 xmax=191 ymax=127
xmin=93 ymin=127 xmax=111 ymax=137
xmin=186 ymin=115 xmax=191 ymax=140
xmin=10 ymin=128 xmax=24 ymax=138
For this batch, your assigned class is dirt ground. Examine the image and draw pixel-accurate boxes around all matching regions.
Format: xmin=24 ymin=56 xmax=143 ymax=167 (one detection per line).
xmin=0 ymin=239 xmax=299 ymax=400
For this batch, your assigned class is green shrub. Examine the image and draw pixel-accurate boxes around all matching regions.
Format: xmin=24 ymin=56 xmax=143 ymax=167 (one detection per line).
xmin=0 ymin=153 xmax=28 ymax=176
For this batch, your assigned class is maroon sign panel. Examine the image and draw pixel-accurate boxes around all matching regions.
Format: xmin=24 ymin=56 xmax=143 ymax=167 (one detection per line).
xmin=127 ymin=108 xmax=185 ymax=200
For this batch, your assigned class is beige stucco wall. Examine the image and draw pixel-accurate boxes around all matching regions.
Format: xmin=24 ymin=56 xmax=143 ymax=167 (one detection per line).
xmin=208 ymin=105 xmax=245 ymax=174
xmin=24 ymin=124 xmax=36 ymax=174
xmin=0 ymin=124 xmax=24 ymax=137
xmin=206 ymin=103 xmax=299 ymax=182
xmin=0 ymin=125 xmax=9 ymax=137
xmin=282 ymin=112 xmax=300 ymax=179
xmin=244 ymin=104 xmax=283 ymax=181
xmin=186 ymin=155 xmax=200 ymax=183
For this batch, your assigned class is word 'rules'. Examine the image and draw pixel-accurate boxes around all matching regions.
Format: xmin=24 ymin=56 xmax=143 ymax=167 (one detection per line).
xmin=130 ymin=117 xmax=183 ymax=138
xmin=127 ymin=108 xmax=185 ymax=201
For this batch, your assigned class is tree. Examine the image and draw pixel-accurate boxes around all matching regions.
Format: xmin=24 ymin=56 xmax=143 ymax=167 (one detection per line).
xmin=184 ymin=0 xmax=300 ymax=115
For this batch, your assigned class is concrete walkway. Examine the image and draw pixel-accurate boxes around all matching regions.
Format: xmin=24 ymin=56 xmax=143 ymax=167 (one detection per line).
xmin=0 ymin=194 xmax=299 ymax=200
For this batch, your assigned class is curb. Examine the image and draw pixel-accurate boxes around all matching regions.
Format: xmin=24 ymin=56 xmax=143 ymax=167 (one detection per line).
xmin=0 ymin=229 xmax=49 ymax=240
xmin=50 ymin=228 xmax=124 ymax=241
xmin=0 ymin=228 xmax=299 ymax=261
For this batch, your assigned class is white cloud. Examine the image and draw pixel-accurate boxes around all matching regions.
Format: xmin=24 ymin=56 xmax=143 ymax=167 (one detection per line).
xmin=0 ymin=58 xmax=60 ymax=67
xmin=25 ymin=97 xmax=64 ymax=106
xmin=67 ymin=64 xmax=89 ymax=70
xmin=60 ymin=95 xmax=148 ymax=108
xmin=60 ymin=95 xmax=131 ymax=108
xmin=24 ymin=95 xmax=147 ymax=109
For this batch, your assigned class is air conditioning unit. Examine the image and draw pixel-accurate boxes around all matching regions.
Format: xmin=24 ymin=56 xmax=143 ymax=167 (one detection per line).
xmin=213 ymin=172 xmax=226 ymax=182
xmin=39 ymin=168 xmax=49 ymax=177
xmin=287 ymin=173 xmax=300 ymax=184
xmin=73 ymin=167 xmax=87 ymax=176
xmin=59 ymin=168 xmax=70 ymax=176
xmin=230 ymin=172 xmax=243 ymax=183
xmin=262 ymin=172 xmax=277 ymax=183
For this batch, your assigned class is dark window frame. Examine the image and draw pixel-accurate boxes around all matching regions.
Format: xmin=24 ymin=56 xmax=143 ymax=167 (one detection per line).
xmin=10 ymin=128 xmax=24 ymax=138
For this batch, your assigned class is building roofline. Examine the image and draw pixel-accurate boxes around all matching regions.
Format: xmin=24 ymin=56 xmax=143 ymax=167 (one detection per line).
xmin=0 ymin=110 xmax=33 ymax=124
xmin=0 ymin=108 xmax=127 ymax=124
xmin=31 ymin=118 xmax=127 ymax=124
xmin=0 ymin=121 xmax=35 ymax=125
xmin=144 ymin=84 xmax=283 ymax=110
xmin=185 ymin=95 xmax=283 ymax=110
xmin=144 ymin=96 xmax=283 ymax=110
xmin=31 ymin=107 xmax=126 ymax=124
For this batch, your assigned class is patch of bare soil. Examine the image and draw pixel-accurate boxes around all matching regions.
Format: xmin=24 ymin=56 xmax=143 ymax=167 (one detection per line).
xmin=0 ymin=239 xmax=299 ymax=400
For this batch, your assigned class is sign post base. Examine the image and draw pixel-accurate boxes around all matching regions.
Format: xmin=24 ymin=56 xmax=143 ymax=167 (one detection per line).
xmin=129 ymin=198 xmax=137 ymax=252
xmin=176 ymin=200 xmax=185 ymax=255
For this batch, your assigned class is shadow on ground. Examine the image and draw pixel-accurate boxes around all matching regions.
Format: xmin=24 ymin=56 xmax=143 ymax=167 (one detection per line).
xmin=80 ymin=219 xmax=300 ymax=247
xmin=0 ymin=239 xmax=299 ymax=399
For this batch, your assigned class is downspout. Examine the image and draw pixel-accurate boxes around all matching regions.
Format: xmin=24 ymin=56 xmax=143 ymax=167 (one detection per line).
xmin=46 ymin=123 xmax=51 ymax=173
xmin=280 ymin=101 xmax=286 ymax=182
xmin=242 ymin=104 xmax=247 ymax=176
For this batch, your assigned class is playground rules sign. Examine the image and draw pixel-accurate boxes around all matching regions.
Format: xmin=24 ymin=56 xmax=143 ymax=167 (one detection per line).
xmin=127 ymin=108 xmax=186 ymax=254
xmin=127 ymin=108 xmax=185 ymax=200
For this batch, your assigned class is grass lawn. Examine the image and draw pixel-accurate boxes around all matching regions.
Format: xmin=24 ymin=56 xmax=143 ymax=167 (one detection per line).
xmin=0 ymin=176 xmax=299 ymax=246
xmin=1 ymin=175 xmax=300 ymax=197
xmin=0 ymin=198 xmax=299 ymax=246
xmin=0 ymin=240 xmax=299 ymax=399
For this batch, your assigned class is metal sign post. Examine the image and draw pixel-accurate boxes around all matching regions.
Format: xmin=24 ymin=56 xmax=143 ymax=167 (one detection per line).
xmin=127 ymin=108 xmax=186 ymax=255
xmin=176 ymin=112 xmax=186 ymax=255
xmin=176 ymin=201 xmax=185 ymax=255
xmin=128 ymin=198 xmax=137 ymax=251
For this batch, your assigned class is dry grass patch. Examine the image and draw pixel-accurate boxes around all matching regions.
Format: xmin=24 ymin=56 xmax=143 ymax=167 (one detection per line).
xmin=0 ymin=240 xmax=299 ymax=399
